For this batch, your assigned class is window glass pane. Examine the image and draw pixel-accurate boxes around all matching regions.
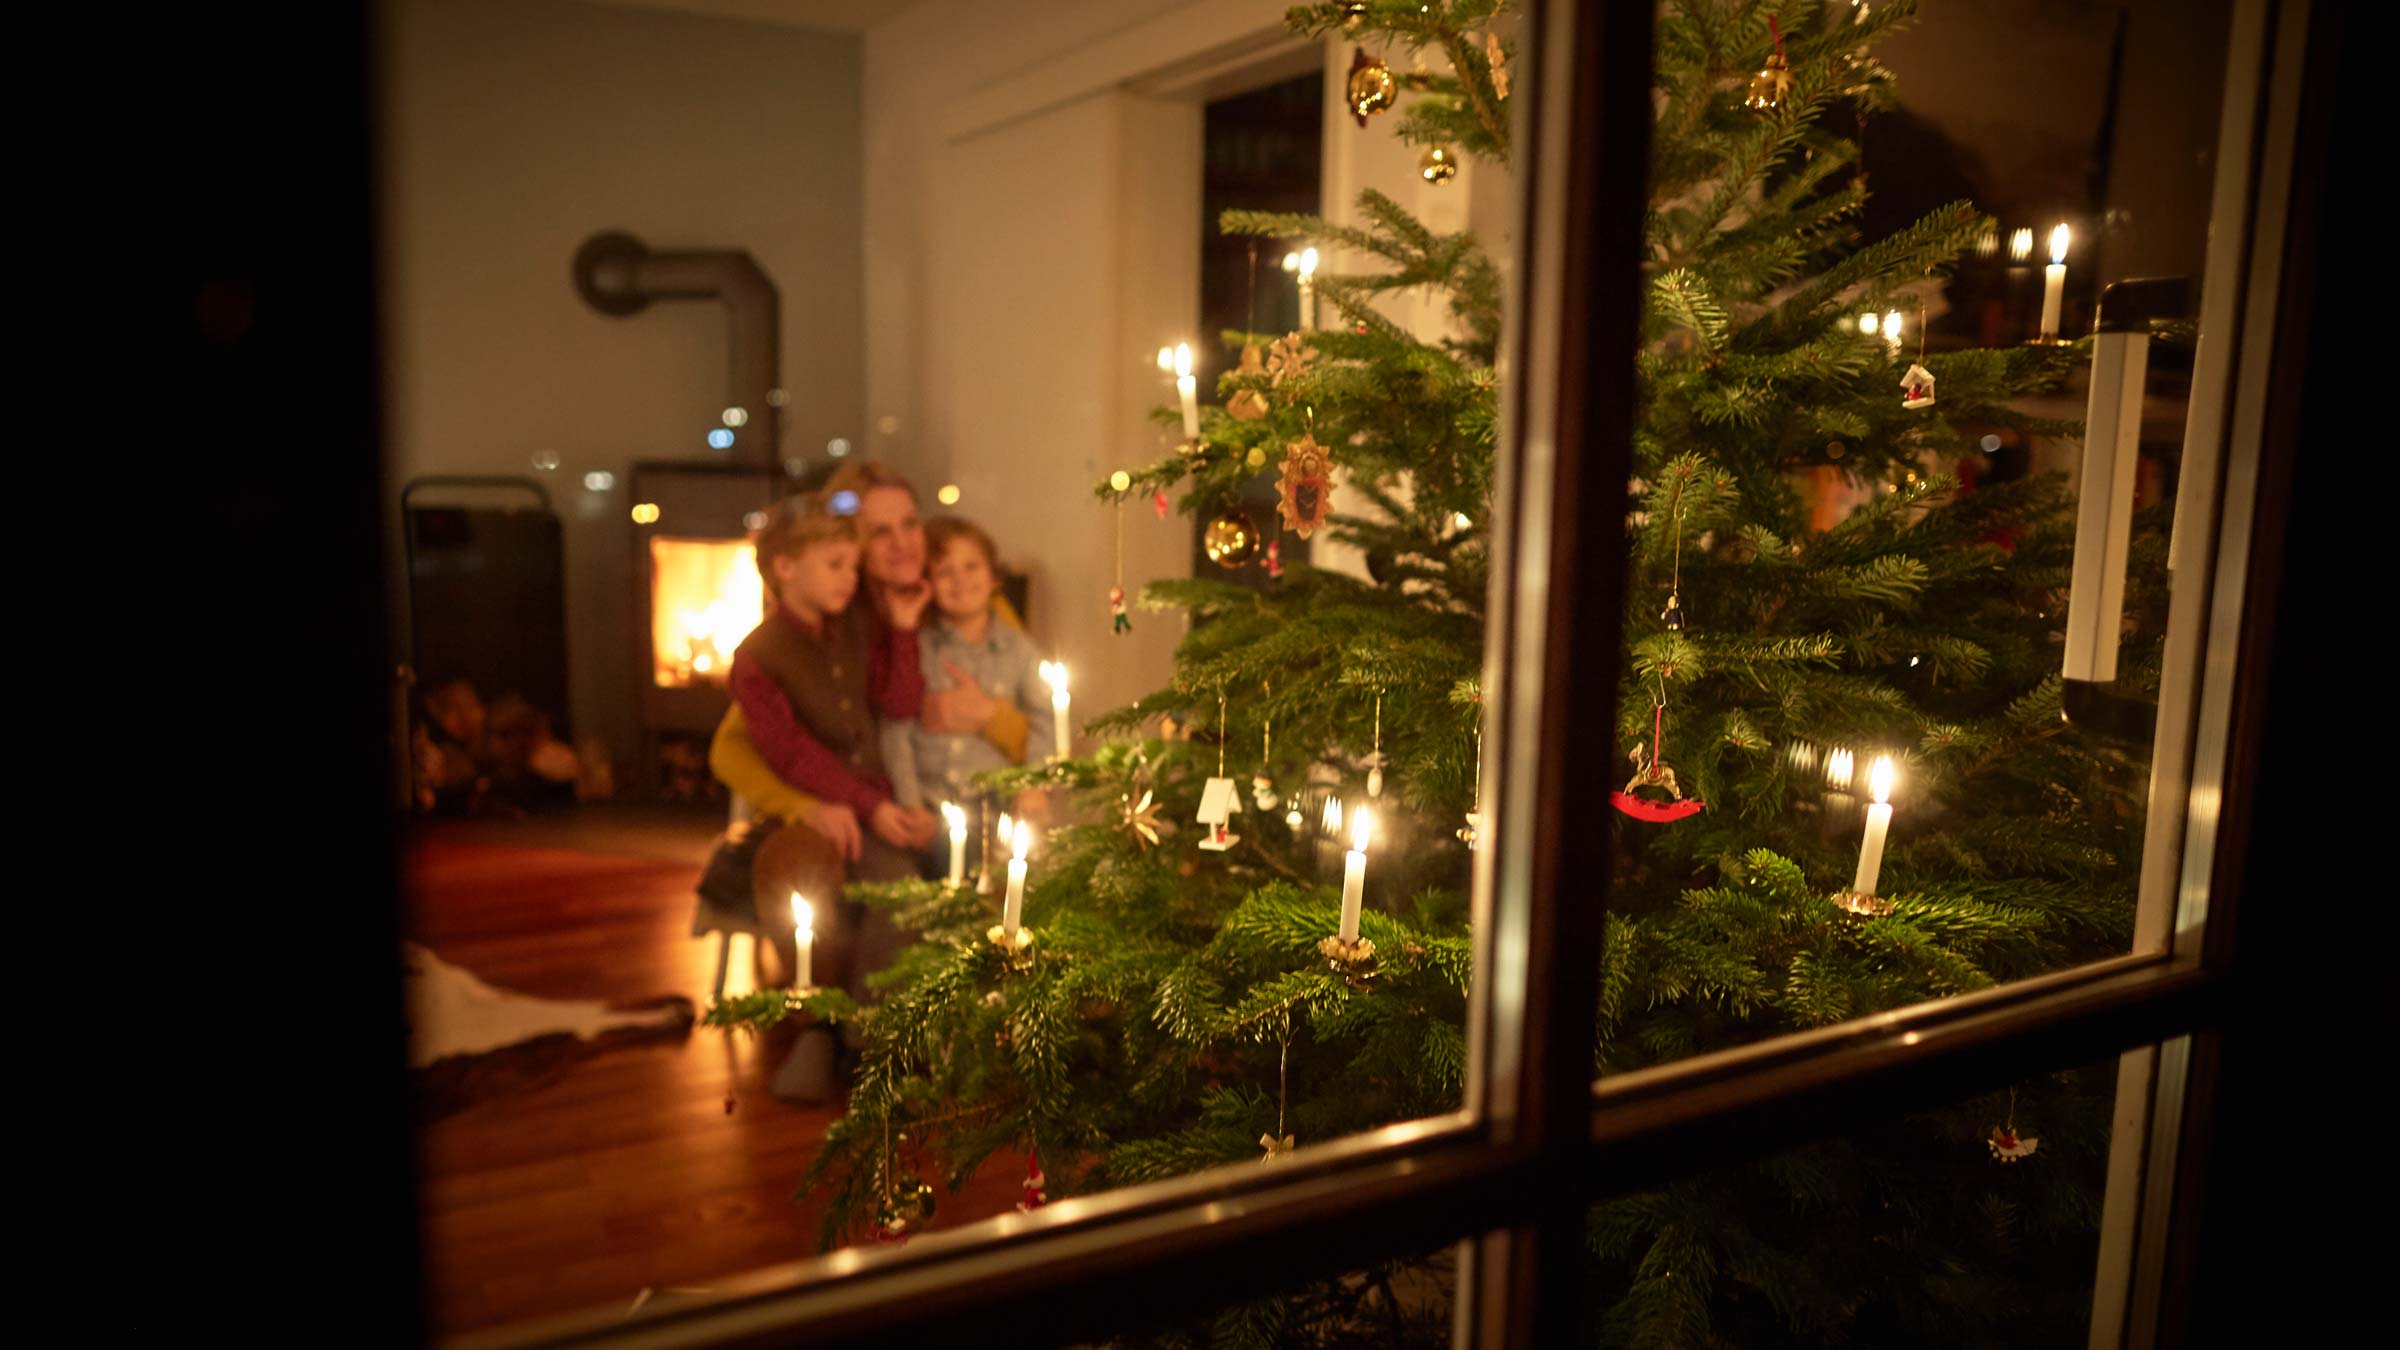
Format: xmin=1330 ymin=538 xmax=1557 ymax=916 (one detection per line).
xmin=390 ymin=0 xmax=1528 ymax=1338
xmin=1591 ymin=1053 xmax=2142 ymax=1346
xmin=1598 ymin=0 xmax=2239 ymax=1074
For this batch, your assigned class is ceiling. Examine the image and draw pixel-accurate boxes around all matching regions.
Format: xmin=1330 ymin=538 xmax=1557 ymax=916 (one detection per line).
xmin=581 ymin=0 xmax=929 ymax=34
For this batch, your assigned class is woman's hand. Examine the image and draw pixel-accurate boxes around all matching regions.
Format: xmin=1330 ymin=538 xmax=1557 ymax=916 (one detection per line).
xmin=922 ymin=664 xmax=998 ymax=733
xmin=807 ymin=803 xmax=864 ymax=862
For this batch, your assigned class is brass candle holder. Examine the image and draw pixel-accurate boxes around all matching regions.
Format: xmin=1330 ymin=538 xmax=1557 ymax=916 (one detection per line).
xmin=1318 ymin=934 xmax=1378 ymax=989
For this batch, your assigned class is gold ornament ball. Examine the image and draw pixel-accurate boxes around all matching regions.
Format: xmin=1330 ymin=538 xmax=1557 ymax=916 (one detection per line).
xmin=1348 ymin=55 xmax=1396 ymax=120
xmin=1419 ymin=147 xmax=1459 ymax=185
xmin=1203 ymin=509 xmax=1260 ymax=567
xmin=1245 ymin=446 xmax=1267 ymax=469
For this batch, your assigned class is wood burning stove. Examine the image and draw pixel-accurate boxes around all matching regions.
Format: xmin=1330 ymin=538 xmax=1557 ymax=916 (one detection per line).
xmin=629 ymin=461 xmax=793 ymax=801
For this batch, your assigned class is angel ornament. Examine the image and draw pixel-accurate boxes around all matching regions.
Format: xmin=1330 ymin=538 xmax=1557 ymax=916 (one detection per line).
xmin=1901 ymin=363 xmax=1936 ymax=409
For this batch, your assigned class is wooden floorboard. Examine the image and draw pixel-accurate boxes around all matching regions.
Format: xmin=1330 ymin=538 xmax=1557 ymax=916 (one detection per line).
xmin=408 ymin=809 xmax=1027 ymax=1339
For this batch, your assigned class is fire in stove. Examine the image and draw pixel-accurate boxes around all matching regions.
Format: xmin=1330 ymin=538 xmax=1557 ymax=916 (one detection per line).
xmin=649 ymin=536 xmax=764 ymax=687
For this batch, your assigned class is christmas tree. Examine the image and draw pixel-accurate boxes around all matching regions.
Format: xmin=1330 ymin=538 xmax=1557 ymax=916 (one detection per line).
xmin=713 ymin=2 xmax=2156 ymax=1344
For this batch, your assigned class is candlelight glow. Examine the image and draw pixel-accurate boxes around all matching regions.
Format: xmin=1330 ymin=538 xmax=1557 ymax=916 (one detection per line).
xmin=1883 ymin=309 xmax=1902 ymax=341
xmin=1039 ymin=660 xmax=1068 ymax=697
xmin=790 ymin=893 xmax=813 ymax=937
xmin=2048 ymin=224 xmax=2071 ymax=264
xmin=650 ymin=536 xmax=764 ymax=687
xmin=1322 ymin=796 xmax=1344 ymax=836
xmin=1156 ymin=345 xmax=1175 ymax=371
xmin=630 ymin=502 xmax=660 ymax=524
xmin=941 ymin=801 xmax=966 ymax=834
xmin=1297 ymin=247 xmax=1318 ymax=279
xmin=998 ymin=812 xmax=1014 ymax=849
xmin=1826 ymin=747 xmax=1855 ymax=791
xmin=2009 ymin=228 xmax=2034 ymax=261
xmin=1350 ymin=805 xmax=1375 ymax=854
xmin=1011 ymin=818 xmax=1031 ymax=860
xmin=1173 ymin=343 xmax=1193 ymax=378
xmin=1869 ymin=755 xmax=1895 ymax=805
xmin=1282 ymin=251 xmax=1299 ymax=272
xmin=1858 ymin=313 xmax=1879 ymax=335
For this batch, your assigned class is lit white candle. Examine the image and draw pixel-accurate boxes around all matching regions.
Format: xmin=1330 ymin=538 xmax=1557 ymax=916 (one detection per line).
xmin=1002 ymin=818 xmax=1031 ymax=938
xmin=1173 ymin=343 xmax=1200 ymax=440
xmin=1039 ymin=661 xmax=1071 ymax=759
xmin=942 ymin=801 xmax=966 ymax=887
xmin=790 ymin=893 xmax=814 ymax=990
xmin=2040 ymin=224 xmax=2069 ymax=339
xmin=1851 ymin=757 xmax=1896 ymax=897
xmin=1883 ymin=309 xmax=1903 ymax=361
xmin=1338 ymin=806 xmax=1373 ymax=943
xmin=1297 ymin=247 xmax=1319 ymax=328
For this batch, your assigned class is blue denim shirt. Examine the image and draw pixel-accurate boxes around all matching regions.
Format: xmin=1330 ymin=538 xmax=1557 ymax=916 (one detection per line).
xmin=880 ymin=608 xmax=1054 ymax=809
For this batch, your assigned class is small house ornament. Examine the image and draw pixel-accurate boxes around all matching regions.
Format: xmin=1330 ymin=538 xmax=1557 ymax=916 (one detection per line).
xmin=1901 ymin=363 xmax=1936 ymax=409
xmin=1196 ymin=776 xmax=1243 ymax=852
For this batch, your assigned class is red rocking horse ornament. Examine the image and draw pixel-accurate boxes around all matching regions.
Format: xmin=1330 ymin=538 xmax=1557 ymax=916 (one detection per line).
xmin=1609 ymin=694 xmax=1705 ymax=822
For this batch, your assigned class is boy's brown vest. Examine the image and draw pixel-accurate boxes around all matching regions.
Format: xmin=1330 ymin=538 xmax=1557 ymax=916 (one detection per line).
xmin=732 ymin=603 xmax=890 ymax=789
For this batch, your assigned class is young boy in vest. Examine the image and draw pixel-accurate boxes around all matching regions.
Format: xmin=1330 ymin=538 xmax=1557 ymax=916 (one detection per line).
xmin=728 ymin=491 xmax=940 ymax=1097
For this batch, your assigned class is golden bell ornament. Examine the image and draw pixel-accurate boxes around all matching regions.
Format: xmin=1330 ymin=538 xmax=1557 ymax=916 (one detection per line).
xmin=1745 ymin=52 xmax=1793 ymax=110
xmin=1419 ymin=147 xmax=1459 ymax=185
xmin=1347 ymin=47 xmax=1396 ymax=126
xmin=1203 ymin=508 xmax=1261 ymax=567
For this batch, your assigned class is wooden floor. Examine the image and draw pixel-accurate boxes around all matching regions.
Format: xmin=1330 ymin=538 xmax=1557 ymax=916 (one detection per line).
xmin=409 ymin=806 xmax=1025 ymax=1339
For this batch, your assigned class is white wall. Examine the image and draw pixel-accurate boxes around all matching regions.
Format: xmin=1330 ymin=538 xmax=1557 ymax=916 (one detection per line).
xmin=860 ymin=0 xmax=1236 ymax=727
xmin=380 ymin=0 xmax=865 ymax=773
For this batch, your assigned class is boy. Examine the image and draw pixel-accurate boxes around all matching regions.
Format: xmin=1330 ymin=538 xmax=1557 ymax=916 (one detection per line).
xmin=727 ymin=492 xmax=942 ymax=1102
xmin=728 ymin=491 xmax=942 ymax=869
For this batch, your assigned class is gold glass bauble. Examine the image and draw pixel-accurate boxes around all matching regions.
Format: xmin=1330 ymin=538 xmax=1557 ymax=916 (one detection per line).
xmin=1203 ymin=509 xmax=1260 ymax=567
xmin=1744 ymin=53 xmax=1793 ymax=110
xmin=1419 ymin=146 xmax=1459 ymax=184
xmin=1347 ymin=49 xmax=1396 ymax=122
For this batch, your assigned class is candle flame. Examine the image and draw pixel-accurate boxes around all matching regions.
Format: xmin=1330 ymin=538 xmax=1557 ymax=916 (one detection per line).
xmin=1011 ymin=819 xmax=1031 ymax=860
xmin=1869 ymin=755 xmax=1895 ymax=804
xmin=1297 ymin=247 xmax=1318 ymax=279
xmin=1039 ymin=660 xmax=1068 ymax=695
xmin=1155 ymin=345 xmax=1175 ymax=372
xmin=1350 ymin=804 xmax=1375 ymax=853
xmin=1858 ymin=313 xmax=1879 ymax=335
xmin=2048 ymin=224 xmax=2070 ymax=264
xmin=1882 ymin=309 xmax=1902 ymax=341
xmin=1322 ymin=796 xmax=1344 ymax=835
xmin=998 ymin=811 xmax=1014 ymax=847
xmin=790 ymin=893 xmax=813 ymax=936
xmin=1173 ymin=343 xmax=1193 ymax=378
xmin=2009 ymin=227 xmax=2034 ymax=261
xmin=941 ymin=800 xmax=965 ymax=833
xmin=1281 ymin=251 xmax=1299 ymax=272
xmin=1826 ymin=748 xmax=1855 ymax=791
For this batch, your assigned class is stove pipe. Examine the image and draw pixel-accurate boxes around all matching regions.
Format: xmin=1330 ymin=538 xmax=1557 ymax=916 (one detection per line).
xmin=571 ymin=231 xmax=780 ymax=466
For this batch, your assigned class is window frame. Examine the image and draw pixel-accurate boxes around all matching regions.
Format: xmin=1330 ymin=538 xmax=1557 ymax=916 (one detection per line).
xmin=431 ymin=1 xmax=2330 ymax=1345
